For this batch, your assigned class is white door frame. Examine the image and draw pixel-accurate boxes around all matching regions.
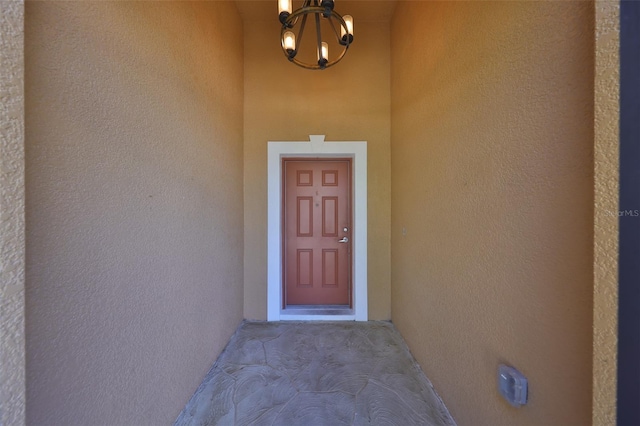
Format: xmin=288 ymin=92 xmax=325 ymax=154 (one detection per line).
xmin=267 ymin=135 xmax=367 ymax=321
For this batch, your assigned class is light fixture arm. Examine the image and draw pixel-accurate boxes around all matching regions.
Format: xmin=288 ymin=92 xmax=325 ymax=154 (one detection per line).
xmin=314 ymin=11 xmax=327 ymax=68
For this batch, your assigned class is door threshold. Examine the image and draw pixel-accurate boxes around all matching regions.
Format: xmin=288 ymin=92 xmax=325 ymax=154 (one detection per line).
xmin=281 ymin=305 xmax=354 ymax=316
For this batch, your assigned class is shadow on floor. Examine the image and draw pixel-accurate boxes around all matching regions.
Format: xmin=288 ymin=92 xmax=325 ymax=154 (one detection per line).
xmin=175 ymin=321 xmax=456 ymax=426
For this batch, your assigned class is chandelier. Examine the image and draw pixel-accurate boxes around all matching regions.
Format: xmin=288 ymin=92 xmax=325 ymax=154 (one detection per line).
xmin=278 ymin=0 xmax=354 ymax=70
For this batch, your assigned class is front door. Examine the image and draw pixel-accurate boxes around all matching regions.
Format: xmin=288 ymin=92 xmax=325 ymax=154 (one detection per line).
xmin=283 ymin=158 xmax=352 ymax=306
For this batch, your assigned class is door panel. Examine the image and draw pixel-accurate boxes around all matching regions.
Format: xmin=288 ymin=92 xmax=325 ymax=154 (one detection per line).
xmin=322 ymin=197 xmax=338 ymax=237
xmin=284 ymin=159 xmax=351 ymax=306
xmin=297 ymin=197 xmax=313 ymax=236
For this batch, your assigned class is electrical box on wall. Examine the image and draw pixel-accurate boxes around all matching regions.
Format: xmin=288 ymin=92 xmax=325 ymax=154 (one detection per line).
xmin=498 ymin=364 xmax=528 ymax=407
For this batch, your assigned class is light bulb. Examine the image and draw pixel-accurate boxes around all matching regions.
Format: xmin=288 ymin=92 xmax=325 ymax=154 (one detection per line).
xmin=318 ymin=41 xmax=328 ymax=61
xmin=283 ymin=31 xmax=296 ymax=51
xmin=342 ymin=15 xmax=353 ymax=37
xmin=278 ymin=0 xmax=292 ymax=14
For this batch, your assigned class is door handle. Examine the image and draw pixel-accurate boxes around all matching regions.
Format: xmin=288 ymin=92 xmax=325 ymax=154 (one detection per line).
xmin=338 ymin=237 xmax=349 ymax=243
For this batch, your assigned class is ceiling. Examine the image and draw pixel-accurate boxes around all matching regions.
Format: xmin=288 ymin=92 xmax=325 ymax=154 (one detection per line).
xmin=235 ymin=0 xmax=397 ymax=23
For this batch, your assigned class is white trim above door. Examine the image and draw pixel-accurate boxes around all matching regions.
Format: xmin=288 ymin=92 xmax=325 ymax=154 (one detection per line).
xmin=267 ymin=135 xmax=367 ymax=321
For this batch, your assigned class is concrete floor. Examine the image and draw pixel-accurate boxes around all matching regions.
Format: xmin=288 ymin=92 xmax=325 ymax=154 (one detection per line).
xmin=175 ymin=321 xmax=456 ymax=426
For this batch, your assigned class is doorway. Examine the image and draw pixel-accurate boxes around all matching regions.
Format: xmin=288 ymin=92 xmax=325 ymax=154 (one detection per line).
xmin=282 ymin=158 xmax=352 ymax=308
xmin=267 ymin=135 xmax=367 ymax=321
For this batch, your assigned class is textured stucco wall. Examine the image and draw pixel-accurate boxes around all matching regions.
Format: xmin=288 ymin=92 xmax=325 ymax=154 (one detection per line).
xmin=25 ymin=2 xmax=244 ymax=424
xmin=593 ymin=1 xmax=619 ymax=425
xmin=391 ymin=2 xmax=594 ymax=425
xmin=242 ymin=12 xmax=391 ymax=320
xmin=0 ymin=1 xmax=26 ymax=425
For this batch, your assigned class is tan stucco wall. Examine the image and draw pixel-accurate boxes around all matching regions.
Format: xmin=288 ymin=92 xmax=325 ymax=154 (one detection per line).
xmin=1 ymin=1 xmax=26 ymax=425
xmin=243 ymin=14 xmax=391 ymax=320
xmin=24 ymin=2 xmax=244 ymax=424
xmin=593 ymin=1 xmax=619 ymax=424
xmin=391 ymin=2 xmax=594 ymax=425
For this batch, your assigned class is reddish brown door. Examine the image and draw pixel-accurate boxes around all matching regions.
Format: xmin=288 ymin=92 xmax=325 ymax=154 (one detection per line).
xmin=283 ymin=159 xmax=352 ymax=306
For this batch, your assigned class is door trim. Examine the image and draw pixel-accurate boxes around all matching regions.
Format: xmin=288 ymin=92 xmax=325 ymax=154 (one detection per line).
xmin=267 ymin=135 xmax=367 ymax=321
